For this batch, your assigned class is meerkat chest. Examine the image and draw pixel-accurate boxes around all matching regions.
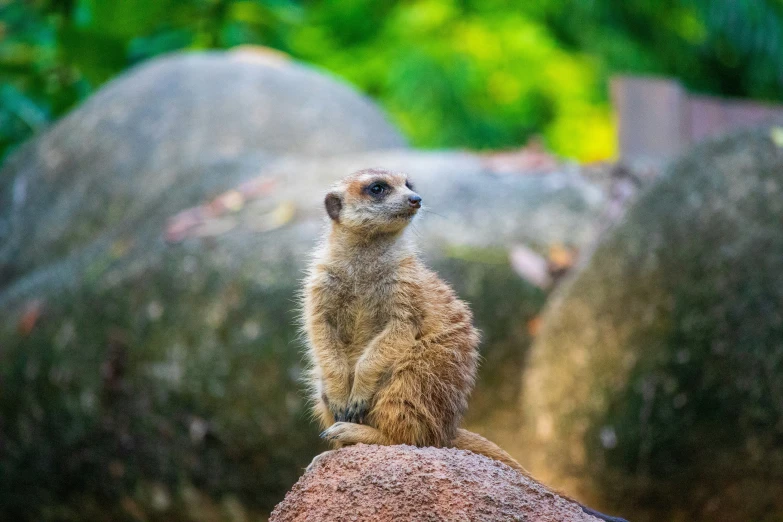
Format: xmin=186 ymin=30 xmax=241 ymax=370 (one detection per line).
xmin=321 ymin=272 xmax=396 ymax=351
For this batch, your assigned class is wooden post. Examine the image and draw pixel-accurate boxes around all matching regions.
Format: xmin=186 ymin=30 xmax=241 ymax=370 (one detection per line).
xmin=611 ymin=76 xmax=688 ymax=163
xmin=611 ymin=75 xmax=783 ymax=163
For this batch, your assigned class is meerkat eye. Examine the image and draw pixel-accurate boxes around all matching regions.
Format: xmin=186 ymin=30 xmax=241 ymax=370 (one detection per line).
xmin=368 ymin=183 xmax=386 ymax=195
xmin=405 ymin=180 xmax=414 ymax=190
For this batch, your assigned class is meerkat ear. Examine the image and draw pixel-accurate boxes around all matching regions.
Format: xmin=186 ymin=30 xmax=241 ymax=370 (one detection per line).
xmin=324 ymin=192 xmax=342 ymax=222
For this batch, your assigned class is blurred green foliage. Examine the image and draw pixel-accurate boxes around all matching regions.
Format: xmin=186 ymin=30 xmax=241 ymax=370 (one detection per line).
xmin=2 ymin=0 xmax=783 ymax=163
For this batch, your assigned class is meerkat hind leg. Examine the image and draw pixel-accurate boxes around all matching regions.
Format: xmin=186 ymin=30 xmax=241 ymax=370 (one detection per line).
xmin=305 ymin=449 xmax=338 ymax=473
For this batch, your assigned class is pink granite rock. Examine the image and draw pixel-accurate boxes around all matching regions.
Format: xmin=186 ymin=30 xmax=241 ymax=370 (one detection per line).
xmin=271 ymin=444 xmax=600 ymax=522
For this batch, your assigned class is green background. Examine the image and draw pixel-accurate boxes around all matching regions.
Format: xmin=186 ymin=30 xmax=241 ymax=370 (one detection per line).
xmin=2 ymin=0 xmax=783 ymax=162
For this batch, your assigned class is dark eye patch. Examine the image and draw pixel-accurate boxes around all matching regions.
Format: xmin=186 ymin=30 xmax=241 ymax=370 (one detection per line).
xmin=364 ymin=180 xmax=390 ymax=198
xmin=405 ymin=179 xmax=414 ymax=190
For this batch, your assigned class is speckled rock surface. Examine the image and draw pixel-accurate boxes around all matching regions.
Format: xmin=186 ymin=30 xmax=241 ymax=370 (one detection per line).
xmin=271 ymin=444 xmax=598 ymax=522
xmin=519 ymin=128 xmax=783 ymax=522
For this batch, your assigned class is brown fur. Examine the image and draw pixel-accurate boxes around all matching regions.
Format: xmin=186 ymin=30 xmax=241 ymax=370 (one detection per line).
xmin=300 ymin=168 xmax=627 ymax=522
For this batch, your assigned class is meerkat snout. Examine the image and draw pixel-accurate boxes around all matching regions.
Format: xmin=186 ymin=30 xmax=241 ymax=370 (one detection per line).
xmin=408 ymin=194 xmax=422 ymax=208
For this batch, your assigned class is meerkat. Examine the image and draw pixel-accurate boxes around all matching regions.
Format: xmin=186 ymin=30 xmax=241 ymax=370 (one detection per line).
xmin=301 ymin=168 xmax=628 ymax=522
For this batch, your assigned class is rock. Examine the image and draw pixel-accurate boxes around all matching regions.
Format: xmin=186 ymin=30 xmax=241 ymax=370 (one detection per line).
xmin=0 ymin=49 xmax=406 ymax=287
xmin=270 ymin=444 xmax=598 ymax=522
xmin=520 ymin=128 xmax=783 ymax=522
xmin=0 ymin=148 xmax=606 ymax=521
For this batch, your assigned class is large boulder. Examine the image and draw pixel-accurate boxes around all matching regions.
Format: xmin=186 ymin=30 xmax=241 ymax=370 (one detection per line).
xmin=0 ymin=49 xmax=406 ymax=286
xmin=0 ymin=148 xmax=606 ymax=521
xmin=270 ymin=444 xmax=600 ymax=522
xmin=520 ymin=128 xmax=783 ymax=522
xmin=0 ymin=51 xmax=610 ymax=521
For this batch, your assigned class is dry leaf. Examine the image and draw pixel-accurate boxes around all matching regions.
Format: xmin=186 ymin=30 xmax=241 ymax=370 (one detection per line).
xmin=527 ymin=316 xmax=543 ymax=337
xmin=252 ymin=201 xmax=296 ymax=232
xmin=165 ymin=208 xmax=204 ymax=243
xmin=193 ymin=217 xmax=238 ymax=238
xmin=212 ymin=190 xmax=245 ymax=213
xmin=18 ymin=299 xmax=44 ymax=336
xmin=164 ymin=177 xmax=279 ymax=243
xmin=509 ymin=245 xmax=551 ymax=289
xmin=548 ymin=244 xmax=576 ymax=271
xmin=238 ymin=177 xmax=277 ymax=198
xmin=482 ymin=139 xmax=559 ymax=174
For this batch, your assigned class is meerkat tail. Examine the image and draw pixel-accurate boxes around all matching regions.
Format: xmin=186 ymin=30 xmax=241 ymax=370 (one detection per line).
xmin=452 ymin=429 xmax=572 ymax=496
xmin=451 ymin=429 xmax=531 ymax=477
xmin=452 ymin=429 xmax=630 ymax=522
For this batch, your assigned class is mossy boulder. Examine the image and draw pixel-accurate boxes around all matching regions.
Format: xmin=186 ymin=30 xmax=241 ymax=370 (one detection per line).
xmin=0 ymin=49 xmax=406 ymax=288
xmin=0 ymin=147 xmax=606 ymax=521
xmin=520 ymin=128 xmax=783 ymax=522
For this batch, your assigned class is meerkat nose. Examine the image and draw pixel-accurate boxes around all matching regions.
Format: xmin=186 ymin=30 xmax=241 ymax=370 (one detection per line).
xmin=408 ymin=195 xmax=422 ymax=208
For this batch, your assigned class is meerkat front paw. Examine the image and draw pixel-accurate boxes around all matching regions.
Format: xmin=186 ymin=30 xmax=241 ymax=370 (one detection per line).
xmin=320 ymin=421 xmax=388 ymax=445
xmin=322 ymin=391 xmax=349 ymax=422
xmin=320 ymin=422 xmax=355 ymax=444
xmin=344 ymin=397 xmax=369 ymax=424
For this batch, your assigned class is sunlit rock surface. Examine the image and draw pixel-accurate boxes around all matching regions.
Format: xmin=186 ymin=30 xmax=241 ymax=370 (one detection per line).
xmin=271 ymin=444 xmax=600 ymax=522
xmin=520 ymin=128 xmax=783 ymax=522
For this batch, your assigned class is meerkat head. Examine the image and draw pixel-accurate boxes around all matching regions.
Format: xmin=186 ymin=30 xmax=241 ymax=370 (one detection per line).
xmin=324 ymin=168 xmax=422 ymax=234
